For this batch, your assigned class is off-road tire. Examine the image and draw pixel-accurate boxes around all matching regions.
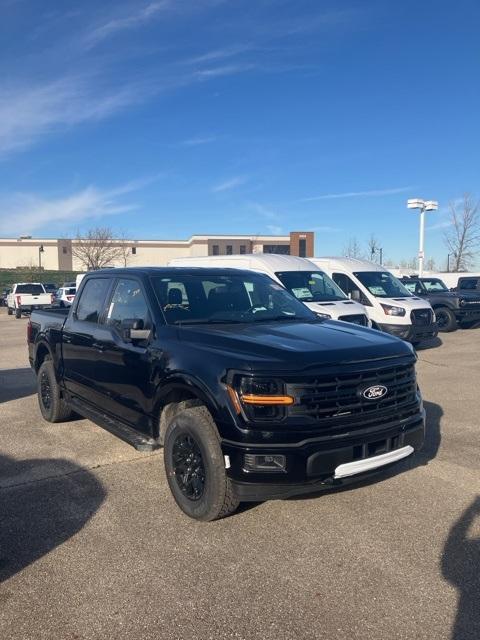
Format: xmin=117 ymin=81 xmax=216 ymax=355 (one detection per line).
xmin=164 ymin=404 xmax=239 ymax=521
xmin=435 ymin=307 xmax=457 ymax=332
xmin=37 ymin=358 xmax=73 ymax=423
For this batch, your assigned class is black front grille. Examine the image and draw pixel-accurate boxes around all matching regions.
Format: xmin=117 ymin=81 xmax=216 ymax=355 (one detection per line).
xmin=411 ymin=308 xmax=433 ymax=325
xmin=287 ymin=363 xmax=418 ymax=426
xmin=338 ymin=313 xmax=368 ymax=326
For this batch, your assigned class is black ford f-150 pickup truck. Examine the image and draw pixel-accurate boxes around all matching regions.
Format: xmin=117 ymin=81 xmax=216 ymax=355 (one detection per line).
xmin=400 ymin=276 xmax=480 ymax=331
xmin=28 ymin=268 xmax=425 ymax=521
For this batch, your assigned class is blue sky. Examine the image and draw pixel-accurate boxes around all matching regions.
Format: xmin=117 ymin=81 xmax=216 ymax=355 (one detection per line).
xmin=0 ymin=0 xmax=479 ymax=267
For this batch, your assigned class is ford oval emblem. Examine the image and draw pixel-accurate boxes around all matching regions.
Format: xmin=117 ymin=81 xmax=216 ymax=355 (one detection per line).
xmin=362 ymin=385 xmax=388 ymax=400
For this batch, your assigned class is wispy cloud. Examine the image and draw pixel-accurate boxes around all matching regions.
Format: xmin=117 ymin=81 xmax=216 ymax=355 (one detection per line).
xmin=249 ymin=202 xmax=280 ymax=221
xmin=0 ymin=77 xmax=144 ymax=156
xmin=180 ymin=135 xmax=218 ymax=146
xmin=266 ymin=224 xmax=284 ymax=235
xmin=428 ymin=220 xmax=452 ymax=231
xmin=299 ymin=187 xmax=412 ymax=202
xmin=211 ymin=175 xmax=247 ymax=193
xmin=84 ymin=1 xmax=172 ymax=48
xmin=0 ymin=179 xmax=155 ymax=235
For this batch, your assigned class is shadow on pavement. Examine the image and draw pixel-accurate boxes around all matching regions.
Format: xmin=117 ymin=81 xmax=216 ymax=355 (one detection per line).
xmin=415 ymin=336 xmax=443 ymax=351
xmin=0 ymin=368 xmax=36 ymax=404
xmin=0 ymin=454 xmax=106 ymax=583
xmin=442 ymin=496 xmax=480 ymax=640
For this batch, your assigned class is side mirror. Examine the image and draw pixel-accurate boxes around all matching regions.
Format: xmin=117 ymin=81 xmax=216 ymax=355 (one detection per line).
xmin=350 ymin=289 xmax=361 ymax=302
xmin=121 ymin=318 xmax=151 ymax=342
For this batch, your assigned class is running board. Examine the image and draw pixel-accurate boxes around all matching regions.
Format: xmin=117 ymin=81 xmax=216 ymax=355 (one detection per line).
xmin=70 ymin=397 xmax=160 ymax=452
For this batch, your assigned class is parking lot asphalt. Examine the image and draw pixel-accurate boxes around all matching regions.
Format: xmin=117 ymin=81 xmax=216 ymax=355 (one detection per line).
xmin=0 ymin=308 xmax=478 ymax=640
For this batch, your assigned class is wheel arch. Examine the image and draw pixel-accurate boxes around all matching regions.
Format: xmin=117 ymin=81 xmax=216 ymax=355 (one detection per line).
xmin=34 ymin=340 xmax=54 ymax=373
xmin=154 ymin=375 xmax=221 ymax=444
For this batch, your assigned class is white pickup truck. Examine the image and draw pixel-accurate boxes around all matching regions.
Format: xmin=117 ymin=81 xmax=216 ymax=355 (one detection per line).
xmin=7 ymin=283 xmax=53 ymax=318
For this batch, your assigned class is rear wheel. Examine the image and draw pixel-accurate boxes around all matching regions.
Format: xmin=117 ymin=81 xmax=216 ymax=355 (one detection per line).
xmin=164 ymin=405 xmax=239 ymax=521
xmin=37 ymin=358 xmax=73 ymax=422
xmin=435 ymin=307 xmax=457 ymax=332
xmin=15 ymin=308 xmax=22 ymax=319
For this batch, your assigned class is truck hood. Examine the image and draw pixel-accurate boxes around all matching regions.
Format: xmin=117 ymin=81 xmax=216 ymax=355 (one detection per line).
xmin=178 ymin=320 xmax=413 ymax=370
xmin=376 ymin=296 xmax=433 ymax=310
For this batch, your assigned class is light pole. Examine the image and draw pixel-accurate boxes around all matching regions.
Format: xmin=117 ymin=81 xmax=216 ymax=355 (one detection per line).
xmin=39 ymin=244 xmax=44 ymax=271
xmin=407 ymin=198 xmax=438 ymax=277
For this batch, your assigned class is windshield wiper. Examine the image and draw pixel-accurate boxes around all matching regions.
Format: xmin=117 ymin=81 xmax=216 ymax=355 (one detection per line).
xmin=174 ymin=318 xmax=245 ymax=325
xmin=250 ymin=315 xmax=301 ymax=322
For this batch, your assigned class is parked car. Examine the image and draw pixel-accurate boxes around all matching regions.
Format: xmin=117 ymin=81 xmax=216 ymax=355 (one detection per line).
xmin=454 ymin=275 xmax=480 ymax=293
xmin=400 ymin=276 xmax=480 ymax=331
xmin=169 ymin=254 xmax=370 ymax=326
xmin=311 ymin=258 xmax=438 ymax=345
xmin=43 ymin=282 xmax=58 ymax=294
xmin=28 ymin=267 xmax=425 ymax=521
xmin=7 ymin=283 xmax=53 ymax=318
xmin=0 ymin=288 xmax=11 ymax=307
xmin=55 ymin=286 xmax=76 ymax=307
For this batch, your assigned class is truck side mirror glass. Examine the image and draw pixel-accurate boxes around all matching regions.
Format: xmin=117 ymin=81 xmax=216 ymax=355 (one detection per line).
xmin=121 ymin=318 xmax=151 ymax=342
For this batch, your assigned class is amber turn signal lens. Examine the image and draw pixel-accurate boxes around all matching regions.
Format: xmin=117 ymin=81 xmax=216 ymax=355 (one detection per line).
xmin=226 ymin=385 xmax=242 ymax=414
xmin=241 ymin=394 xmax=294 ymax=406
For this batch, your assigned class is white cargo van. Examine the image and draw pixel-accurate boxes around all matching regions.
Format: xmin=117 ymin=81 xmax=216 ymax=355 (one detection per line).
xmin=311 ymin=257 xmax=438 ymax=344
xmin=168 ymin=254 xmax=370 ymax=326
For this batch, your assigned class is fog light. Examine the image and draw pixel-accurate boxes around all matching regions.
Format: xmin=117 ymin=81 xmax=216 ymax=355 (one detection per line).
xmin=243 ymin=454 xmax=286 ymax=472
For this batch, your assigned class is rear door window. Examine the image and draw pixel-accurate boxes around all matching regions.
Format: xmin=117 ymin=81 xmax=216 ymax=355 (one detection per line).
xmin=75 ymin=278 xmax=110 ymax=323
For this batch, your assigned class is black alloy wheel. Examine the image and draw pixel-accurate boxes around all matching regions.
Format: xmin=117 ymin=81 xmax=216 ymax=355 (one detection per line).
xmin=172 ymin=433 xmax=206 ymax=501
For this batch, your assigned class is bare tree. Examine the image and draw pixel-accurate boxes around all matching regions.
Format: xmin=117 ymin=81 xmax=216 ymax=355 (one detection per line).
xmin=343 ymin=237 xmax=364 ymax=259
xmin=72 ymin=227 xmax=131 ymax=271
xmin=444 ymin=194 xmax=480 ymax=271
xmin=425 ymin=257 xmax=436 ymax=271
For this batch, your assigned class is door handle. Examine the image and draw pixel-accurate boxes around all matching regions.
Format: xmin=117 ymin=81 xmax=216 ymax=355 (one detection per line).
xmin=92 ymin=342 xmax=106 ymax=352
xmin=63 ymin=336 xmax=72 ymax=344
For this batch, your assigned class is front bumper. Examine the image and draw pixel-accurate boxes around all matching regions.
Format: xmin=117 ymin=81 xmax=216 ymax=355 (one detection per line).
xmin=223 ymin=410 xmax=425 ymax=501
xmin=378 ymin=322 xmax=438 ymax=343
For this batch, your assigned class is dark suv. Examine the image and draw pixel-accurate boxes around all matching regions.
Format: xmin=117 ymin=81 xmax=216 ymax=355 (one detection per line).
xmin=28 ymin=268 xmax=425 ymax=521
xmin=400 ymin=276 xmax=480 ymax=331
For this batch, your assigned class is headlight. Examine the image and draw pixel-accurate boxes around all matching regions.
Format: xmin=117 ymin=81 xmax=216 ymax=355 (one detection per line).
xmin=380 ymin=304 xmax=406 ymax=317
xmin=228 ymin=377 xmax=293 ymax=423
xmin=316 ymin=312 xmax=332 ymax=319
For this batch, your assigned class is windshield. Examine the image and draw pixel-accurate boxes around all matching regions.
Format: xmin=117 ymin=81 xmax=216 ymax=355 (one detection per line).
xmin=275 ymin=270 xmax=347 ymax=302
xmin=353 ymin=271 xmax=412 ymax=298
xmin=15 ymin=284 xmax=45 ymax=295
xmin=152 ymin=272 xmax=318 ymax=325
xmin=421 ymin=278 xmax=449 ymax=292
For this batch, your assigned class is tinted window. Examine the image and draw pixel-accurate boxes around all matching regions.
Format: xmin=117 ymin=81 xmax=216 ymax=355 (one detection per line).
xmin=332 ymin=273 xmax=371 ymax=306
xmin=76 ymin=278 xmax=110 ymax=323
xmin=402 ymin=280 xmax=423 ymax=295
xmin=421 ymin=278 xmax=448 ymax=292
xmin=458 ymin=278 xmax=479 ymax=290
xmin=276 ymin=271 xmax=347 ymax=302
xmin=106 ymin=279 xmax=150 ymax=330
xmin=151 ymin=272 xmax=316 ymax=325
xmin=15 ymin=284 xmax=45 ymax=295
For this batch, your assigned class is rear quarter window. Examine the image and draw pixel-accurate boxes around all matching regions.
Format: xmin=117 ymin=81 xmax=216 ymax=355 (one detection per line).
xmin=76 ymin=278 xmax=110 ymax=323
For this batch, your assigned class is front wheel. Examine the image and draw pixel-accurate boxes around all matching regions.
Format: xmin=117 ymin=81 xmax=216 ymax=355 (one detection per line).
xmin=435 ymin=307 xmax=457 ymax=332
xmin=7 ymin=307 xmax=13 ymax=316
xmin=164 ymin=405 xmax=239 ymax=521
xmin=37 ymin=358 xmax=73 ymax=422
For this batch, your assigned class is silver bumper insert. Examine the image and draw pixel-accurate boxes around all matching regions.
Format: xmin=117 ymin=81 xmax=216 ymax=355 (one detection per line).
xmin=334 ymin=445 xmax=414 ymax=479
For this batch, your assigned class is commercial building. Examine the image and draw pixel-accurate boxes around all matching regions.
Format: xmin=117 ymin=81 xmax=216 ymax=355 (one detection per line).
xmin=0 ymin=231 xmax=314 ymax=271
